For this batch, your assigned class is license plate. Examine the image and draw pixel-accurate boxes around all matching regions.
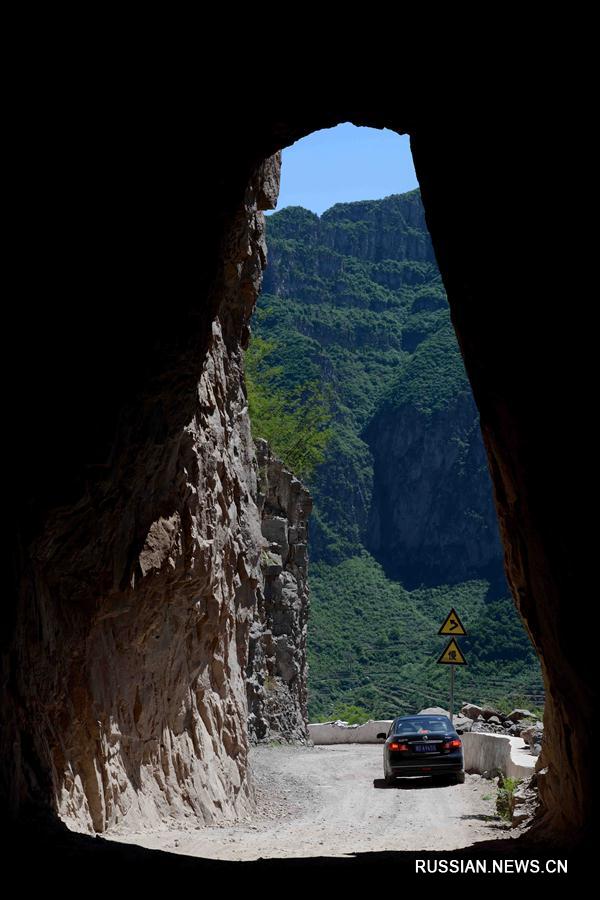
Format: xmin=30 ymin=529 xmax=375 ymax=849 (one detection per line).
xmin=415 ymin=744 xmax=436 ymax=752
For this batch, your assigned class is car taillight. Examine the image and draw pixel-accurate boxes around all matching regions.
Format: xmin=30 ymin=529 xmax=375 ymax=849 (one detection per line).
xmin=442 ymin=738 xmax=462 ymax=750
xmin=389 ymin=742 xmax=409 ymax=751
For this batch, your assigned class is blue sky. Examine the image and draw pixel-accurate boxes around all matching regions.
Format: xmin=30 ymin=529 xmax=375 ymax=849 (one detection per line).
xmin=267 ymin=124 xmax=419 ymax=216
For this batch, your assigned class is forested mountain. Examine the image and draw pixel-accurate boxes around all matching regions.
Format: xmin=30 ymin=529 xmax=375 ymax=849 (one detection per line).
xmin=248 ymin=191 xmax=542 ymax=720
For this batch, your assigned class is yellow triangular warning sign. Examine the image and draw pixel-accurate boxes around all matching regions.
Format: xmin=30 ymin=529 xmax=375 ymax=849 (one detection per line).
xmin=438 ymin=607 xmax=467 ymax=636
xmin=437 ymin=638 xmax=467 ymax=665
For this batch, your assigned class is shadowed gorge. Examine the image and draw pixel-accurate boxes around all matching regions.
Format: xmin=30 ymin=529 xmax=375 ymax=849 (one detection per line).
xmin=250 ymin=189 xmax=541 ymax=720
xmin=4 ymin=98 xmax=588 ymax=858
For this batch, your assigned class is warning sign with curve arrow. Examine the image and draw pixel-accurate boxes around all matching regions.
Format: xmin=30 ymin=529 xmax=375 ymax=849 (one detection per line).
xmin=437 ymin=638 xmax=467 ymax=666
xmin=438 ymin=607 xmax=467 ymax=636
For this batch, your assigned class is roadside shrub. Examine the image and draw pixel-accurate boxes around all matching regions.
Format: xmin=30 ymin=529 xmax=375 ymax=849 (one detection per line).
xmin=496 ymin=775 xmax=522 ymax=821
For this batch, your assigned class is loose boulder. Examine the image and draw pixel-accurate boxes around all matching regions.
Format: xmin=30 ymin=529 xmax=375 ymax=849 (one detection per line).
xmin=512 ymin=774 xmax=540 ymax=828
xmin=521 ymin=724 xmax=544 ymax=754
xmin=481 ymin=706 xmax=503 ymax=721
xmin=507 ymin=709 xmax=533 ymax=722
xmin=460 ymin=703 xmax=484 ymax=720
xmin=453 ymin=715 xmax=472 ymax=732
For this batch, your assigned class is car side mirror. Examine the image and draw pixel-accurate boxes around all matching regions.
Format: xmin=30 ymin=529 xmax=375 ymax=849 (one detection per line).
xmin=376 ymin=732 xmax=386 ymax=740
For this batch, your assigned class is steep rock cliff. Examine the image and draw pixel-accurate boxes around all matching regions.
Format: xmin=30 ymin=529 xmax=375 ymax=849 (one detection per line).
xmin=247 ymin=439 xmax=312 ymax=743
xmin=2 ymin=156 xmax=282 ymax=834
xmin=365 ymin=346 xmax=503 ymax=587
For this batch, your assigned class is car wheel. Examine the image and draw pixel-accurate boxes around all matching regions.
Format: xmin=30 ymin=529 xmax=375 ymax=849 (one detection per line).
xmin=385 ymin=773 xmax=396 ymax=786
xmin=454 ymin=771 xmax=465 ymax=784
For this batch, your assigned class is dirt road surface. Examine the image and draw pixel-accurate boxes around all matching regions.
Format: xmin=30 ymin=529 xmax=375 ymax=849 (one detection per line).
xmin=108 ymin=744 xmax=512 ymax=860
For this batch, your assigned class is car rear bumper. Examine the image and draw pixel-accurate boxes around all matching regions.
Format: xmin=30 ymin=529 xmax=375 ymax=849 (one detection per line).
xmin=387 ymin=749 xmax=464 ymax=777
xmin=389 ymin=762 xmax=464 ymax=776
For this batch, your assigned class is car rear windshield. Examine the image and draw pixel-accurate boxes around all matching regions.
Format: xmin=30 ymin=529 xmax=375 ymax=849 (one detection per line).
xmin=394 ymin=716 xmax=452 ymax=734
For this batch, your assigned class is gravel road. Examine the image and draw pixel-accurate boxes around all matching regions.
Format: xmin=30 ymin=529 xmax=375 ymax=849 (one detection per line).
xmin=108 ymin=744 xmax=512 ymax=860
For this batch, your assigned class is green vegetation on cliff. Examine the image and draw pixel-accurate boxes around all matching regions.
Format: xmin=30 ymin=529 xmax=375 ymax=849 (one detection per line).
xmin=244 ymin=336 xmax=332 ymax=480
xmin=381 ymin=323 xmax=471 ymax=417
xmin=248 ymin=191 xmax=543 ymax=720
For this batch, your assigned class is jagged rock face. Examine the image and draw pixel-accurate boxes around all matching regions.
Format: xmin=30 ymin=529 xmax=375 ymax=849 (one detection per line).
xmin=2 ymin=155 xmax=281 ymax=833
xmin=366 ymin=389 xmax=503 ymax=586
xmin=55 ymin=319 xmax=263 ymax=833
xmin=247 ymin=439 xmax=312 ymax=743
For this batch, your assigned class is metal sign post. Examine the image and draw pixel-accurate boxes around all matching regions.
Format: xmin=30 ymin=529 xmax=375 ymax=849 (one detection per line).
xmin=437 ymin=618 xmax=467 ymax=725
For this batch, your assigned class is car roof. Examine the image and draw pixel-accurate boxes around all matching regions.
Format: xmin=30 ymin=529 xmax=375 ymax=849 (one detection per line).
xmin=395 ymin=714 xmax=449 ymax=720
xmin=393 ymin=715 xmax=453 ymax=727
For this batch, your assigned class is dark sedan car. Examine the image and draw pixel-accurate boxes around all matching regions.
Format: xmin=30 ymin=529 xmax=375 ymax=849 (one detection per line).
xmin=377 ymin=714 xmax=465 ymax=785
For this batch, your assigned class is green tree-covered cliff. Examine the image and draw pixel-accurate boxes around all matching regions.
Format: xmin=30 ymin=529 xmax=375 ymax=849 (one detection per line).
xmin=248 ymin=191 xmax=542 ymax=720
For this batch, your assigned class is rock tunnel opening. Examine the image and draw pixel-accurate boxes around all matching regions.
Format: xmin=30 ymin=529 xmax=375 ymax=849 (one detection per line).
xmin=3 ymin=104 xmax=589 ymax=861
xmin=250 ymin=116 xmax=588 ymax=851
xmin=244 ymin=124 xmax=543 ymax=738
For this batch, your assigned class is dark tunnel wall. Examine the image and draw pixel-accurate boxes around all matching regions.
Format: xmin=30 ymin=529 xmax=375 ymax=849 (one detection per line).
xmin=4 ymin=94 xmax=588 ymax=844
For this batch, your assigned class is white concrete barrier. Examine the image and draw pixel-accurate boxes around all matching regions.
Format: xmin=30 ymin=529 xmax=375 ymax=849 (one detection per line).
xmin=462 ymin=732 xmax=536 ymax=781
xmin=308 ymin=720 xmax=392 ymax=744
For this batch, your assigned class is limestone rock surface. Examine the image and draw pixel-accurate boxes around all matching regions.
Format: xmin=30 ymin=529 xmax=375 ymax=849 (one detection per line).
xmin=3 ymin=155 xmax=282 ymax=834
xmin=247 ymin=439 xmax=312 ymax=743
